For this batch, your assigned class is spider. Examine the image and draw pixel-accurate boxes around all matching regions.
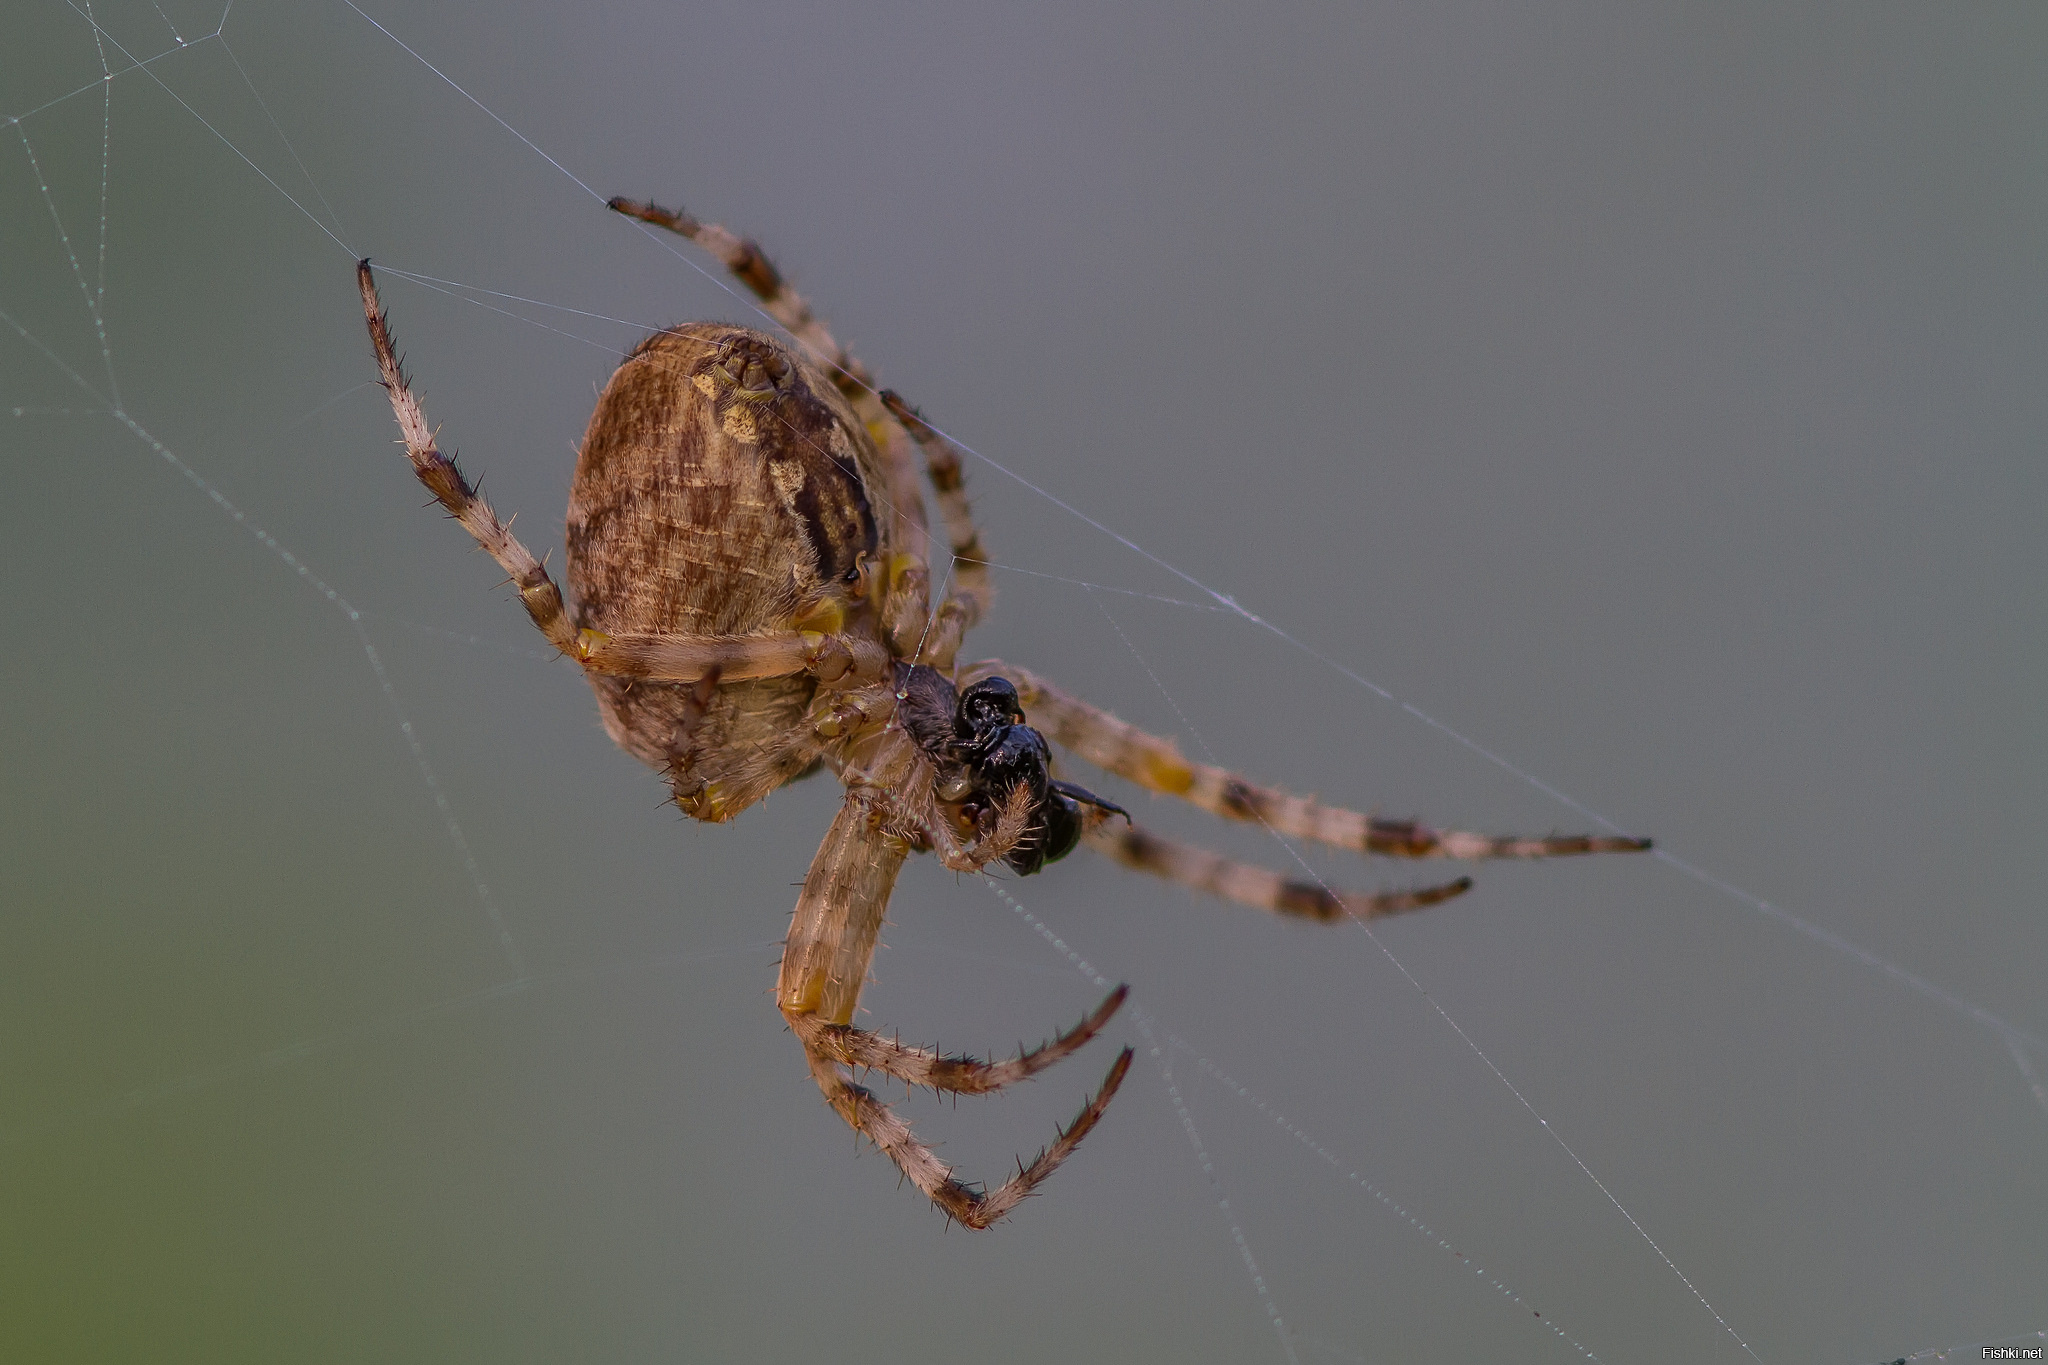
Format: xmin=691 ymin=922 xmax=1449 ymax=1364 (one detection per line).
xmin=353 ymin=198 xmax=1650 ymax=1229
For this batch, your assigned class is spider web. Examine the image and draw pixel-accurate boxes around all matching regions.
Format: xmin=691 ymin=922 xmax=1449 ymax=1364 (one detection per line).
xmin=5 ymin=3 xmax=2045 ymax=1362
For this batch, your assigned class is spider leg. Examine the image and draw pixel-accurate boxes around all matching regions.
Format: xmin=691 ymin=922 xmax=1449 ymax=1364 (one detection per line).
xmin=607 ymin=198 xmax=867 ymax=393
xmin=965 ymin=660 xmax=1653 ymax=859
xmin=899 ymin=772 xmax=1035 ymax=874
xmin=804 ymin=1049 xmax=1131 ymax=1231
xmin=1082 ymin=812 xmax=1473 ymax=921
xmin=781 ymin=788 xmax=1132 ymax=1228
xmin=361 ymin=261 xmax=895 ymax=695
xmin=578 ymin=627 xmax=889 ymax=685
xmin=606 ymin=197 xmax=936 ymax=653
xmin=878 ymin=389 xmax=992 ymax=671
xmin=357 ymin=261 xmax=578 ymax=656
xmin=792 ymin=985 xmax=1128 ymax=1095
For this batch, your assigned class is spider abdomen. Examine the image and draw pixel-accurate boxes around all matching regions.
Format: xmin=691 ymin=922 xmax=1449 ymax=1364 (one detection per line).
xmin=565 ymin=325 xmax=893 ymax=817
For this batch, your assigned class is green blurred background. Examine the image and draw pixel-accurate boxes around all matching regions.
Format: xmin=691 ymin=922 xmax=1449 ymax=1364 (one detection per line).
xmin=4 ymin=2 xmax=2044 ymax=1361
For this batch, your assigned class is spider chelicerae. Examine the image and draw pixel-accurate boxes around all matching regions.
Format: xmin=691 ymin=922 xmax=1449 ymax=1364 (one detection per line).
xmin=354 ymin=198 xmax=1649 ymax=1229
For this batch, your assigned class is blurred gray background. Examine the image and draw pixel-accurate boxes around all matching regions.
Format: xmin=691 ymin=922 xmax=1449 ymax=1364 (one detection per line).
xmin=3 ymin=2 xmax=2043 ymax=1362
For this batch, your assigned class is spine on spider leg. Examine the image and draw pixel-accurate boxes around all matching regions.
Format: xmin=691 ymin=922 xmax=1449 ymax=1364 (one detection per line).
xmin=778 ymin=791 xmax=909 ymax=1026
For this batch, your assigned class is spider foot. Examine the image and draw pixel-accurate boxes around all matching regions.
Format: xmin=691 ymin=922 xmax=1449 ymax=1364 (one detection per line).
xmin=797 ymin=989 xmax=1134 ymax=1229
xmin=1365 ymin=818 xmax=1652 ymax=859
xmin=948 ymin=1046 xmax=1134 ymax=1230
xmin=813 ymin=1046 xmax=1135 ymax=1230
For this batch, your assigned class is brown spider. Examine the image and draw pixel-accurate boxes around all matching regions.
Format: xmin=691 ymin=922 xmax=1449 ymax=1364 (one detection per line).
xmin=353 ymin=199 xmax=1649 ymax=1229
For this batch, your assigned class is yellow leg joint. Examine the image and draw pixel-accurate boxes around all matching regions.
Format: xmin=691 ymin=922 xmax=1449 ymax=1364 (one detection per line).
xmin=1142 ymin=752 xmax=1197 ymax=795
xmin=792 ymin=597 xmax=847 ymax=635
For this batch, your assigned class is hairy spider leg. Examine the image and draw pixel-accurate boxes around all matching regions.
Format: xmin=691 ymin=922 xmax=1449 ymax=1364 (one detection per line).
xmin=579 ymin=628 xmax=889 ymax=686
xmin=780 ymin=786 xmax=1132 ymax=1229
xmin=358 ymin=260 xmax=579 ymax=657
xmin=793 ymin=985 xmax=1129 ymax=1095
xmin=606 ymin=199 xmax=872 ymax=400
xmin=358 ymin=262 xmax=888 ymax=691
xmin=974 ymin=661 xmax=1654 ymax=860
xmin=1082 ymin=812 xmax=1475 ymax=921
xmin=878 ymin=389 xmax=993 ymax=670
xmin=610 ymin=197 xmax=1001 ymax=668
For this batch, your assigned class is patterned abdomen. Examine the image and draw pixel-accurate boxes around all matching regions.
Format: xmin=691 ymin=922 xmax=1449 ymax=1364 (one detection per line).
xmin=566 ymin=325 xmax=887 ymax=818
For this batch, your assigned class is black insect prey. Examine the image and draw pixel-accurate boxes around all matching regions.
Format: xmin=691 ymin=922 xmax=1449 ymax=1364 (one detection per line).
xmin=894 ymin=663 xmax=1126 ymax=875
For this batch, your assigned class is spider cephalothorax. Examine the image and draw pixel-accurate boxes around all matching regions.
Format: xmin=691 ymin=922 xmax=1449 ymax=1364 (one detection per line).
xmin=355 ymin=196 xmax=1650 ymax=1228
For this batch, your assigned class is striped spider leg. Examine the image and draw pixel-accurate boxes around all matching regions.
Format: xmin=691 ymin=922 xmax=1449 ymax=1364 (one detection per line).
xmin=356 ymin=262 xmax=891 ymax=694
xmin=966 ymin=661 xmax=1651 ymax=921
xmin=781 ymin=730 xmax=1132 ymax=1230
